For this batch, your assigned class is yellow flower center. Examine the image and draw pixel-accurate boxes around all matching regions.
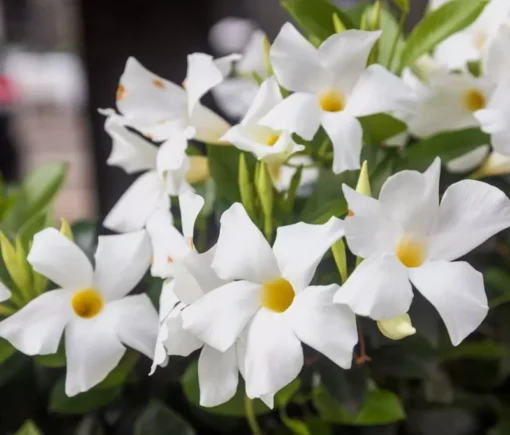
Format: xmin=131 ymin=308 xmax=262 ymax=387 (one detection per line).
xmin=319 ymin=90 xmax=345 ymax=112
xmin=395 ymin=237 xmax=427 ymax=268
xmin=463 ymin=89 xmax=486 ymax=112
xmin=261 ymin=277 xmax=295 ymax=313
xmin=266 ymin=134 xmax=280 ymax=147
xmin=71 ymin=288 xmax=104 ymax=319
xmin=269 ymin=163 xmax=282 ymax=181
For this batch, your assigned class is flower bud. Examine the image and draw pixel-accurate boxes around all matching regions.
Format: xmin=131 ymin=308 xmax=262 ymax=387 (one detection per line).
xmin=377 ymin=313 xmax=416 ymax=340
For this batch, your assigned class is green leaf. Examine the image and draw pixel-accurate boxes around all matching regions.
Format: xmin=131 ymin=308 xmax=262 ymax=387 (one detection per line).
xmin=301 ymin=169 xmax=358 ymax=224
xmin=313 ymin=385 xmax=405 ymax=425
xmin=0 ymin=338 xmax=15 ymax=364
xmin=358 ymin=113 xmax=407 ymax=145
xmin=15 ymin=420 xmax=42 ymax=435
xmin=17 ymin=207 xmax=53 ymax=251
xmin=21 ymin=162 xmax=68 ymax=221
xmin=438 ymin=340 xmax=505 ymax=363
xmin=281 ymin=0 xmax=355 ymax=42
xmin=134 ymin=400 xmax=196 ymax=435
xmin=393 ymin=0 xmax=409 ymax=13
xmin=377 ymin=5 xmax=406 ymax=71
xmin=403 ymin=128 xmax=490 ymax=170
xmin=49 ymin=377 xmax=121 ymax=414
xmin=35 ymin=343 xmax=66 ymax=368
xmin=182 ymin=361 xmax=271 ymax=417
xmin=207 ymin=145 xmax=242 ymax=204
xmin=96 ymin=350 xmax=138 ymax=389
xmin=398 ymin=0 xmax=488 ymax=72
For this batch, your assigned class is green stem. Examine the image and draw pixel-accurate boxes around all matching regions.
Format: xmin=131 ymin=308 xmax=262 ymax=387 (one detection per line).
xmin=489 ymin=292 xmax=510 ymax=309
xmin=244 ymin=394 xmax=262 ymax=435
xmin=388 ymin=12 xmax=407 ymax=73
xmin=263 ymin=214 xmax=273 ymax=243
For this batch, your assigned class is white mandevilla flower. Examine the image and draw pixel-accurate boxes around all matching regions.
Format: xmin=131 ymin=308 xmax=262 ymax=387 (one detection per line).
xmin=180 ymin=203 xmax=357 ymax=400
xmin=0 ymin=229 xmax=158 ymax=396
xmin=334 ymin=158 xmax=510 ymax=345
xmin=213 ymin=29 xmax=268 ymax=120
xmin=259 ymin=23 xmax=415 ymax=173
xmin=100 ymin=112 xmax=207 ymax=233
xmin=432 ymin=0 xmax=510 ymax=71
xmin=152 ymin=247 xmax=277 ymax=408
xmin=112 ymin=54 xmax=237 ymax=143
xmin=222 ymin=77 xmax=304 ymax=163
xmin=146 ymin=191 xmax=204 ymax=279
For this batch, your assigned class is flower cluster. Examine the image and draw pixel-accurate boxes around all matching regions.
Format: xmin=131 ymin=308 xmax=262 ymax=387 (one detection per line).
xmin=2 ymin=1 xmax=510 ymax=418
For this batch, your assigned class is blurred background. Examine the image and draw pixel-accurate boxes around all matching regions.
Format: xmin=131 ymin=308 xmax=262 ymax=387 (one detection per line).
xmin=0 ymin=0 xmax=428 ymax=223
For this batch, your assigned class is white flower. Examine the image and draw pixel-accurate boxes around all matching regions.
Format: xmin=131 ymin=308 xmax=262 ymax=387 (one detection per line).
xmin=146 ymin=191 xmax=204 ymax=279
xmin=153 ymin=247 xmax=270 ymax=408
xmin=181 ymin=203 xmax=357 ymax=400
xmin=213 ymin=30 xmax=268 ymax=119
xmin=433 ymin=0 xmax=510 ymax=70
xmin=259 ymin=23 xmax=415 ymax=173
xmin=335 ymin=158 xmax=510 ymax=345
xmin=101 ymin=113 xmax=207 ymax=233
xmin=0 ymin=229 xmax=158 ymax=396
xmin=112 ymin=55 xmax=237 ymax=143
xmin=0 ymin=281 xmax=11 ymax=302
xmin=222 ymin=77 xmax=304 ymax=163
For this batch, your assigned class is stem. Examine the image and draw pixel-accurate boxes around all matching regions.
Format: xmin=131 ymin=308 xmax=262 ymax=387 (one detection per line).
xmin=263 ymin=214 xmax=273 ymax=243
xmin=244 ymin=394 xmax=262 ymax=435
xmin=388 ymin=12 xmax=407 ymax=73
xmin=355 ymin=321 xmax=371 ymax=365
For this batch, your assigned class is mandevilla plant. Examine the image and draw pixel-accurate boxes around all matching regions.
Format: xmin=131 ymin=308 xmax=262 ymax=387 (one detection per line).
xmin=6 ymin=0 xmax=510 ymax=433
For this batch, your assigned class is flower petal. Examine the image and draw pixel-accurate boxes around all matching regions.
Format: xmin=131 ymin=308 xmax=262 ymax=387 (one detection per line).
xmin=190 ymin=103 xmax=231 ymax=144
xmin=104 ymin=294 xmax=158 ymax=358
xmin=319 ymin=30 xmax=381 ymax=92
xmin=342 ymin=184 xmax=379 ymax=216
xmin=409 ymin=261 xmax=488 ymax=346
xmin=0 ymin=289 xmax=73 ymax=355
xmin=212 ymin=203 xmax=280 ymax=282
xmin=156 ymin=132 xmax=190 ymax=196
xmin=433 ymin=32 xmax=478 ymax=71
xmin=199 ymin=344 xmax=239 ymax=407
xmin=103 ymin=171 xmax=168 ymax=233
xmin=334 ymin=255 xmax=413 ymax=320
xmin=346 ymin=64 xmax=416 ymax=117
xmin=164 ymin=304 xmax=204 ymax=356
xmin=378 ymin=158 xmax=440 ymax=236
xmin=446 ymin=145 xmax=490 ymax=173
xmin=272 ymin=217 xmax=345 ymax=291
xmin=28 ymin=228 xmax=93 ymax=290
xmin=93 ymin=230 xmax=151 ymax=300
xmin=270 ymin=22 xmax=324 ymax=93
xmin=242 ymin=77 xmax=282 ymax=125
xmin=212 ymin=78 xmax=259 ymax=119
xmin=65 ymin=316 xmax=126 ymax=396
xmin=117 ymin=57 xmax=186 ymax=126
xmin=0 ymin=281 xmax=10 ymax=302
xmin=245 ymin=308 xmax=303 ymax=398
xmin=428 ymin=180 xmax=510 ymax=261
xmin=179 ymin=191 xmax=205 ymax=241
xmin=181 ymin=280 xmax=261 ymax=352
xmin=321 ymin=112 xmax=363 ymax=173
xmin=259 ymin=92 xmax=322 ymax=141
xmin=146 ymin=208 xmax=189 ymax=279
xmin=286 ymin=285 xmax=357 ymax=369
xmin=186 ymin=53 xmax=226 ymax=116
xmin=103 ymin=113 xmax=158 ymax=174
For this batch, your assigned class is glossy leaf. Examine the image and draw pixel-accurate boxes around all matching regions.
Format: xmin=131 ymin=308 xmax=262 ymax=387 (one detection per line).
xmin=398 ymin=0 xmax=488 ymax=72
xmin=134 ymin=400 xmax=196 ymax=435
xmin=358 ymin=113 xmax=408 ymax=145
xmin=14 ymin=420 xmax=42 ymax=435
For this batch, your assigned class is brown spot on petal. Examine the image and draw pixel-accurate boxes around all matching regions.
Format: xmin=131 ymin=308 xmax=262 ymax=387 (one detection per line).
xmin=167 ymin=256 xmax=174 ymax=263
xmin=189 ymin=238 xmax=195 ymax=250
xmin=116 ymin=84 xmax=126 ymax=101
xmin=144 ymin=133 xmax=153 ymax=140
xmin=153 ymin=78 xmax=165 ymax=88
xmin=348 ymin=210 xmax=354 ymax=217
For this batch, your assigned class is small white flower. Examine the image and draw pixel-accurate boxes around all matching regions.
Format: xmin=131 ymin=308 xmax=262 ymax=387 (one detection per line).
xmin=112 ymin=55 xmax=237 ymax=143
xmin=433 ymin=0 xmax=510 ymax=70
xmin=180 ymin=203 xmax=357 ymax=400
xmin=222 ymin=77 xmax=304 ymax=163
xmin=146 ymin=191 xmax=204 ymax=279
xmin=101 ymin=113 xmax=192 ymax=233
xmin=213 ymin=30 xmax=268 ymax=119
xmin=0 ymin=281 xmax=11 ymax=302
xmin=335 ymin=158 xmax=510 ymax=345
xmin=259 ymin=23 xmax=415 ymax=173
xmin=0 ymin=229 xmax=158 ymax=396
